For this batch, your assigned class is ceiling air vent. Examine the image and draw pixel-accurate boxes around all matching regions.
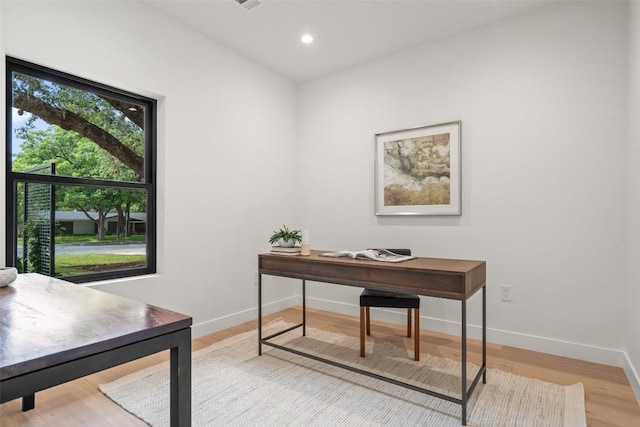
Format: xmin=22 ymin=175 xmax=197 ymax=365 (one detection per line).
xmin=235 ymin=0 xmax=262 ymax=11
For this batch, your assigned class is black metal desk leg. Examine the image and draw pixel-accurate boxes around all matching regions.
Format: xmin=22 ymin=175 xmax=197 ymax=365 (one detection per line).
xmin=22 ymin=394 xmax=35 ymax=411
xmin=302 ymin=279 xmax=306 ymax=336
xmin=482 ymin=284 xmax=487 ymax=384
xmin=461 ymin=299 xmax=467 ymax=426
xmin=170 ymin=329 xmax=192 ymax=427
xmin=258 ymin=273 xmax=263 ymax=355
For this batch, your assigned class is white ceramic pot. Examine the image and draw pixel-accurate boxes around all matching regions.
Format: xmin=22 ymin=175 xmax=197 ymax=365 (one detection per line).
xmin=0 ymin=267 xmax=18 ymax=288
xmin=278 ymin=239 xmax=295 ymax=248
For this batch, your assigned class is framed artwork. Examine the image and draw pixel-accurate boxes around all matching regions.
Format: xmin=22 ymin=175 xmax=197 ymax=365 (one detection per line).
xmin=375 ymin=121 xmax=461 ymax=216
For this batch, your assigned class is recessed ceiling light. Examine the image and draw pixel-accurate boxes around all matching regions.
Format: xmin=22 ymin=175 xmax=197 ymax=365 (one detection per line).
xmin=301 ymin=34 xmax=314 ymax=44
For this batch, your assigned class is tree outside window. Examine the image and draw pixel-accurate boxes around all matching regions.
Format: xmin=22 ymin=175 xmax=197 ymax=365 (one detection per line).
xmin=5 ymin=57 xmax=156 ymax=283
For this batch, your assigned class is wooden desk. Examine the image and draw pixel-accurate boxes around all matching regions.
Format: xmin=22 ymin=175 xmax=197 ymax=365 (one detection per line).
xmin=0 ymin=274 xmax=192 ymax=427
xmin=258 ymin=250 xmax=486 ymax=426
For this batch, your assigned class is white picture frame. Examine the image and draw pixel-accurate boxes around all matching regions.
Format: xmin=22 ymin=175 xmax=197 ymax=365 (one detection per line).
xmin=375 ymin=121 xmax=461 ymax=216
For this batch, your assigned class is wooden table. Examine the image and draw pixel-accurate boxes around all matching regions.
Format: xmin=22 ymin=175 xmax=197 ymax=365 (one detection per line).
xmin=258 ymin=250 xmax=486 ymax=426
xmin=0 ymin=273 xmax=192 ymax=426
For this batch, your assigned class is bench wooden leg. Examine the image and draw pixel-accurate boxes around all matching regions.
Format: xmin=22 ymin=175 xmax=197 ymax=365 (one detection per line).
xmin=360 ymin=306 xmax=366 ymax=357
xmin=365 ymin=306 xmax=371 ymax=335
xmin=414 ymin=308 xmax=420 ymax=361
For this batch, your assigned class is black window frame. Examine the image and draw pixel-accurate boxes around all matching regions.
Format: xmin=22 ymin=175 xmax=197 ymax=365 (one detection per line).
xmin=5 ymin=57 xmax=157 ymax=283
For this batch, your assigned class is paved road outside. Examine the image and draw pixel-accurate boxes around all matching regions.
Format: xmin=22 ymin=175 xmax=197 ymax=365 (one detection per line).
xmin=17 ymin=243 xmax=146 ymax=257
xmin=57 ymin=243 xmax=146 ymax=255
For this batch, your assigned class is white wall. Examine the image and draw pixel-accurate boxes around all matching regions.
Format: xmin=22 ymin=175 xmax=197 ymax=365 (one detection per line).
xmin=1 ymin=0 xmax=636 ymax=391
xmin=298 ymin=1 xmax=629 ymax=366
xmin=0 ymin=1 xmax=300 ymax=335
xmin=626 ymin=0 xmax=640 ymax=402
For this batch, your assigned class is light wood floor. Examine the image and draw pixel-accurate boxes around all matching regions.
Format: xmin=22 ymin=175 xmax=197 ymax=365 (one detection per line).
xmin=2 ymin=306 xmax=639 ymax=426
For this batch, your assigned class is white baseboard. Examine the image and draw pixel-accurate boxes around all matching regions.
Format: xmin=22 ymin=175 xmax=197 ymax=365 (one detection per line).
xmin=623 ymin=352 xmax=640 ymax=406
xmin=191 ymin=295 xmax=299 ymax=338
xmin=307 ymin=297 xmax=627 ymax=368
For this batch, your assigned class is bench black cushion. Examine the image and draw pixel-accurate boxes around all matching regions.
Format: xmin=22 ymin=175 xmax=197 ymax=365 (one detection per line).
xmin=360 ymin=289 xmax=420 ymax=308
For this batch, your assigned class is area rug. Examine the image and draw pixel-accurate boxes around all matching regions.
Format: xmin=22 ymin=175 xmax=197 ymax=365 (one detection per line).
xmin=100 ymin=321 xmax=586 ymax=426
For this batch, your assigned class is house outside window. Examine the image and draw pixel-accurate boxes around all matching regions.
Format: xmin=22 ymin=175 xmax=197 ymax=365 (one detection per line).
xmin=5 ymin=57 xmax=156 ymax=283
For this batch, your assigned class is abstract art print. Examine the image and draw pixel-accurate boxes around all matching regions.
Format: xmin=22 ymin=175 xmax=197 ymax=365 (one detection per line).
xmin=375 ymin=121 xmax=461 ymax=215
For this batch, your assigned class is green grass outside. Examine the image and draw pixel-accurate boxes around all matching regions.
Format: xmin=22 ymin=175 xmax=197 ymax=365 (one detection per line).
xmin=55 ymin=253 xmax=146 ymax=276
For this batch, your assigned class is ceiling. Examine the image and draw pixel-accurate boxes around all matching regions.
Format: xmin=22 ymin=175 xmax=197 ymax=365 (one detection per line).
xmin=143 ymin=0 xmax=558 ymax=82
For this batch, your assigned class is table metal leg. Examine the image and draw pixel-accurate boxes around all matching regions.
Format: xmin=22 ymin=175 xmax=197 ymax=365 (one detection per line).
xmin=461 ymin=299 xmax=467 ymax=426
xmin=302 ymin=279 xmax=306 ymax=336
xmin=170 ymin=329 xmax=192 ymax=427
xmin=483 ymin=284 xmax=487 ymax=384
xmin=258 ymin=273 xmax=263 ymax=355
xmin=21 ymin=394 xmax=34 ymax=411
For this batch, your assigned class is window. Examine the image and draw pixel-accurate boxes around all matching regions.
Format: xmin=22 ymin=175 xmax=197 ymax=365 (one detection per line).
xmin=5 ymin=57 xmax=156 ymax=283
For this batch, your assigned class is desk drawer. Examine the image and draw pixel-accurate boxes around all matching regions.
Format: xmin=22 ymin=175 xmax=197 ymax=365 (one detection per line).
xmin=259 ymin=255 xmax=466 ymax=299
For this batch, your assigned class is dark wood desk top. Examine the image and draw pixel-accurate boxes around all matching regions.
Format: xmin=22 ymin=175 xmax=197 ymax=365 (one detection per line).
xmin=259 ymin=250 xmax=486 ymax=300
xmin=0 ymin=273 xmax=192 ymax=380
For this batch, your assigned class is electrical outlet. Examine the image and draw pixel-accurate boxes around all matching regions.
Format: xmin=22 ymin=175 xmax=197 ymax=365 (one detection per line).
xmin=500 ymin=285 xmax=512 ymax=302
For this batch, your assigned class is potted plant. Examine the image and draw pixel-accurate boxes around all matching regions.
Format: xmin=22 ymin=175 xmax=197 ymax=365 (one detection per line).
xmin=269 ymin=225 xmax=302 ymax=248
